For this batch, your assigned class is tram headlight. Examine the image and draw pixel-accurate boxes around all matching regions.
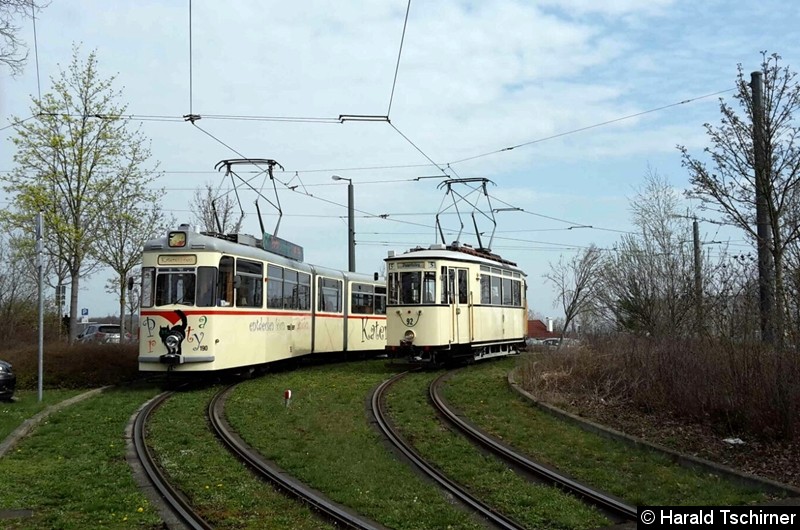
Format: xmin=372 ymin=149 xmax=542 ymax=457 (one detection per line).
xmin=403 ymin=330 xmax=415 ymax=344
xmin=164 ymin=332 xmax=182 ymax=353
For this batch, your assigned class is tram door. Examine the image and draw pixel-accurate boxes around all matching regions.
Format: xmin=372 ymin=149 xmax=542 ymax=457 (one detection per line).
xmin=446 ymin=267 xmax=471 ymax=345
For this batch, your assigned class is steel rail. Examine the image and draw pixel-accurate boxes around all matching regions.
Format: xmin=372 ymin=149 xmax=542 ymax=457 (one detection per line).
xmin=208 ymin=385 xmax=385 ymax=530
xmin=430 ymin=371 xmax=638 ymax=522
xmin=371 ymin=372 xmax=526 ymax=530
xmin=133 ymin=391 xmax=213 ymax=530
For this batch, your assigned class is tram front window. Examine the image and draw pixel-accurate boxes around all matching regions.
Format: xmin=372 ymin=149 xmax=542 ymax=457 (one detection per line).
xmin=155 ymin=270 xmax=196 ymax=306
xmin=399 ymin=271 xmax=421 ymax=304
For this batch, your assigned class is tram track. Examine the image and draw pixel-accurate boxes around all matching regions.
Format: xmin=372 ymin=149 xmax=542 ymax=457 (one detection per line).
xmin=429 ymin=370 xmax=638 ymax=525
xmin=132 ymin=365 xmax=637 ymax=529
xmin=207 ymin=384 xmax=387 ymax=530
xmin=132 ymin=391 xmax=213 ymax=530
xmin=371 ymin=371 xmax=527 ymax=530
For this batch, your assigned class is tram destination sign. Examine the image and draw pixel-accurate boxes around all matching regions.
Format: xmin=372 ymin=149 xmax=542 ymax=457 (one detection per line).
xmin=263 ymin=232 xmax=304 ymax=261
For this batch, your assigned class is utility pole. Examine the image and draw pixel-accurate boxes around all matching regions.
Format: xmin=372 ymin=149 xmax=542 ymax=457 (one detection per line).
xmin=332 ymin=175 xmax=356 ymax=272
xmin=751 ymin=71 xmax=775 ymax=344
xmin=36 ymin=212 xmax=44 ymax=402
xmin=692 ymin=217 xmax=703 ymax=333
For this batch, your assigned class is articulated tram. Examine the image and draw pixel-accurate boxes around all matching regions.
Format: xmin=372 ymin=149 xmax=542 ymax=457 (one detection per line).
xmin=384 ymin=242 xmax=528 ymax=364
xmin=138 ymin=224 xmax=386 ymax=372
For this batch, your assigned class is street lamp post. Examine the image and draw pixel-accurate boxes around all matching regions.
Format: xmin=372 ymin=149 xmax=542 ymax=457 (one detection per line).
xmin=332 ymin=175 xmax=355 ymax=272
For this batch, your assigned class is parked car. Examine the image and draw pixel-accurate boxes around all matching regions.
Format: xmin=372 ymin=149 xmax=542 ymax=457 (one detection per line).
xmin=525 ymin=337 xmax=544 ymax=348
xmin=0 ymin=360 xmax=16 ymax=401
xmin=77 ymin=324 xmax=129 ymax=344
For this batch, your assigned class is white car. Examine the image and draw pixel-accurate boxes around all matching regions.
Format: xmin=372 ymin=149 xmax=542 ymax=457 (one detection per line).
xmin=77 ymin=324 xmax=125 ymax=343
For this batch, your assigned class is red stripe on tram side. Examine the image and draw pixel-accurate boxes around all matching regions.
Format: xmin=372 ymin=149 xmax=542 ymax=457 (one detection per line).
xmin=346 ymin=314 xmax=388 ymax=320
xmin=140 ymin=309 xmax=316 ymax=318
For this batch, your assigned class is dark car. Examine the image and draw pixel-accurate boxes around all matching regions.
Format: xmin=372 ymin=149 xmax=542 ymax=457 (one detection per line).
xmin=0 ymin=360 xmax=16 ymax=401
xmin=78 ymin=324 xmax=127 ymax=344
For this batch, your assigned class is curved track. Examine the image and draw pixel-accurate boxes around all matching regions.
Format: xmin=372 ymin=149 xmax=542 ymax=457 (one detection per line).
xmin=371 ymin=372 xmax=527 ymax=530
xmin=207 ymin=385 xmax=386 ymax=530
xmin=430 ymin=371 xmax=638 ymax=523
xmin=132 ymin=391 xmax=212 ymax=530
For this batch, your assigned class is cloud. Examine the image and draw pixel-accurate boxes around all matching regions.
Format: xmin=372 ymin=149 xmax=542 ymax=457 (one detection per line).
xmin=2 ymin=0 xmax=800 ymax=318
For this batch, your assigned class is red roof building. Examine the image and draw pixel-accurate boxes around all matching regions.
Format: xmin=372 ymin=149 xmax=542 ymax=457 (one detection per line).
xmin=527 ymin=319 xmax=559 ymax=339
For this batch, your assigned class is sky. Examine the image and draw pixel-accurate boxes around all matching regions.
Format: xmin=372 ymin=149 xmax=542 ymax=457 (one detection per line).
xmin=2 ymin=0 xmax=800 ymax=321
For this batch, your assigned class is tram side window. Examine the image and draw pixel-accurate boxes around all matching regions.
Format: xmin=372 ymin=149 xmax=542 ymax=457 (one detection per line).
xmin=490 ymin=275 xmax=501 ymax=305
xmin=422 ymin=271 xmax=436 ymax=303
xmin=375 ymin=286 xmax=387 ymax=314
xmin=298 ymin=272 xmax=311 ymax=310
xmin=318 ymin=277 xmax=342 ymax=312
xmin=388 ymin=273 xmax=398 ymax=305
xmin=267 ymin=264 xmax=283 ymax=309
xmin=440 ymin=266 xmax=450 ymax=304
xmin=512 ymin=279 xmax=521 ymax=306
xmin=196 ymin=266 xmax=217 ymax=307
xmin=218 ymin=256 xmax=234 ymax=306
xmin=502 ymin=277 xmax=512 ymax=306
xmin=236 ymin=259 xmax=263 ymax=307
xmin=141 ymin=267 xmax=154 ymax=308
xmin=458 ymin=269 xmax=468 ymax=304
xmin=480 ymin=274 xmax=491 ymax=304
xmin=284 ymin=269 xmax=299 ymax=309
xmin=351 ymin=283 xmax=374 ymax=314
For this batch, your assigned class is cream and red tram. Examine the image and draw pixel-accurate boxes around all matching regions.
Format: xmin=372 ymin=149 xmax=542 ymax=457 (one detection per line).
xmin=138 ymin=224 xmax=386 ymax=372
xmin=384 ymin=242 xmax=527 ymax=364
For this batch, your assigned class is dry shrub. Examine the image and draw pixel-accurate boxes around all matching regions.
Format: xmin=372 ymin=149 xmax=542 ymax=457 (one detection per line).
xmin=519 ymin=336 xmax=800 ymax=441
xmin=3 ymin=341 xmax=140 ymax=389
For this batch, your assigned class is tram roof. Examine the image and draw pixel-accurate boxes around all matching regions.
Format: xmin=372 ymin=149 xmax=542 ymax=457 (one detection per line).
xmin=385 ymin=244 xmax=526 ymax=276
xmin=144 ymin=227 xmax=382 ymax=284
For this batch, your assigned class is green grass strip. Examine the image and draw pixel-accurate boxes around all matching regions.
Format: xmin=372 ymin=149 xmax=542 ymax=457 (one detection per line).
xmin=0 ymin=389 xmax=84 ymax=441
xmin=225 ymin=360 xmax=484 ymax=530
xmin=147 ymin=385 xmax=331 ymax=529
xmin=387 ymin=370 xmax=610 ymax=529
xmin=0 ymin=384 xmax=163 ymax=529
xmin=443 ymin=358 xmax=771 ymax=507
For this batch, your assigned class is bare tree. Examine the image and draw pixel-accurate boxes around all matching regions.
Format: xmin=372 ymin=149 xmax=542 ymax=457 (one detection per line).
xmin=595 ymin=170 xmax=707 ymax=337
xmin=190 ymin=183 xmax=238 ymax=234
xmin=679 ymin=52 xmax=800 ymax=345
xmin=0 ymin=0 xmax=48 ymax=76
xmin=544 ymin=244 xmax=604 ymax=344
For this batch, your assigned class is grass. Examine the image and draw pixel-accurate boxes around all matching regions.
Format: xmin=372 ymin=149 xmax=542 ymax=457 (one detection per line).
xmin=0 ymin=389 xmax=84 ymax=441
xmin=0 ymin=383 xmax=163 ymax=529
xmin=0 ymin=344 xmax=775 ymax=528
xmin=442 ymin=357 xmax=772 ymax=507
xmin=386 ymin=369 xmax=610 ymax=529
xmin=146 ymin=384 xmax=332 ymax=529
xmin=224 ymin=360 xmax=485 ymax=530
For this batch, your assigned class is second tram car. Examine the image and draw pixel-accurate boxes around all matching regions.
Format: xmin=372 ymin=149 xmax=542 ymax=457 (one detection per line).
xmin=138 ymin=224 xmax=386 ymax=372
xmin=384 ymin=242 xmax=527 ymax=364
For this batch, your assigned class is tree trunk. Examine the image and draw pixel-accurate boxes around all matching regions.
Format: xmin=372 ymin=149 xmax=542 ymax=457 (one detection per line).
xmin=68 ymin=270 xmax=80 ymax=344
xmin=119 ymin=275 xmax=126 ymax=343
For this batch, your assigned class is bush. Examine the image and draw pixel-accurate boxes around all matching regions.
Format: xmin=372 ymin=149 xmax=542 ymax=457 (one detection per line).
xmin=3 ymin=341 xmax=140 ymax=389
xmin=519 ymin=335 xmax=800 ymax=441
